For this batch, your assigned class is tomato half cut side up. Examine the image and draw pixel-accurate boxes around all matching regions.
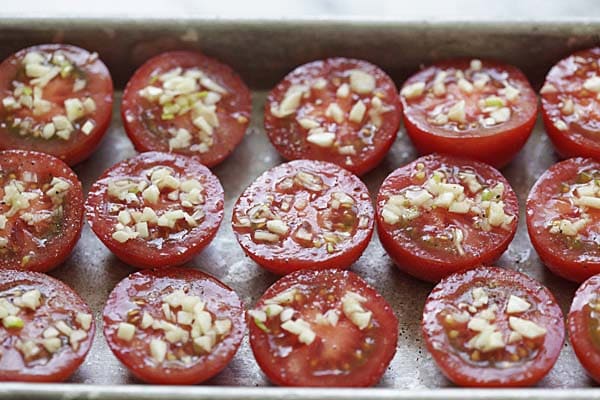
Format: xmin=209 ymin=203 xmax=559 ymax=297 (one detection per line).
xmin=85 ymin=152 xmax=224 ymax=269
xmin=264 ymin=57 xmax=401 ymax=175
xmin=232 ymin=159 xmax=374 ymax=275
xmin=248 ymin=269 xmax=398 ymax=387
xmin=103 ymin=267 xmax=245 ymax=385
xmin=422 ymin=266 xmax=564 ymax=387
xmin=541 ymin=48 xmax=600 ymax=160
xmin=526 ymin=157 xmax=600 ymax=282
xmin=376 ymin=153 xmax=518 ymax=282
xmin=0 ymin=150 xmax=84 ymax=272
xmin=0 ymin=44 xmax=113 ymax=166
xmin=568 ymin=274 xmax=600 ymax=383
xmin=400 ymin=58 xmax=537 ymax=168
xmin=121 ymin=51 xmax=251 ymax=168
xmin=0 ymin=269 xmax=95 ymax=382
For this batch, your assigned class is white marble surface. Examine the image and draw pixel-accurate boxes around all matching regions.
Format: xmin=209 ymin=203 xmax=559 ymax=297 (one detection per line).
xmin=2 ymin=0 xmax=599 ymax=20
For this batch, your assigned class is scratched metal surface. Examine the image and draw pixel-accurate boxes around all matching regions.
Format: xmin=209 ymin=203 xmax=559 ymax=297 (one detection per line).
xmin=0 ymin=17 xmax=599 ymax=399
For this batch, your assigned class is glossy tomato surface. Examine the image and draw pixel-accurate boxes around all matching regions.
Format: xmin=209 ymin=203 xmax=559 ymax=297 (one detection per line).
xmin=568 ymin=274 xmax=600 ymax=383
xmin=103 ymin=267 xmax=245 ymax=384
xmin=0 ymin=150 xmax=83 ymax=272
xmin=527 ymin=157 xmax=600 ymax=282
xmin=232 ymin=159 xmax=374 ymax=275
xmin=85 ymin=152 xmax=224 ymax=269
xmin=248 ymin=269 xmax=398 ymax=387
xmin=541 ymin=48 xmax=600 ymax=159
xmin=422 ymin=266 xmax=564 ymax=387
xmin=400 ymin=59 xmax=537 ymax=168
xmin=121 ymin=51 xmax=251 ymax=168
xmin=0 ymin=44 xmax=113 ymax=165
xmin=0 ymin=269 xmax=95 ymax=382
xmin=264 ymin=57 xmax=401 ymax=175
xmin=376 ymin=154 xmax=518 ymax=282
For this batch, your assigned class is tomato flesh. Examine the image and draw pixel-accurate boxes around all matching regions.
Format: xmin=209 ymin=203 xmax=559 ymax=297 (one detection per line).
xmin=400 ymin=59 xmax=537 ymax=168
xmin=121 ymin=51 xmax=251 ymax=168
xmin=264 ymin=57 xmax=401 ymax=175
xmin=541 ymin=48 xmax=600 ymax=160
xmin=0 ymin=269 xmax=94 ymax=382
xmin=85 ymin=152 xmax=224 ymax=269
xmin=232 ymin=159 xmax=374 ymax=275
xmin=526 ymin=157 xmax=600 ymax=282
xmin=102 ymin=267 xmax=245 ymax=385
xmin=422 ymin=266 xmax=564 ymax=387
xmin=0 ymin=150 xmax=83 ymax=272
xmin=376 ymin=153 xmax=518 ymax=282
xmin=248 ymin=269 xmax=398 ymax=387
xmin=568 ymin=274 xmax=600 ymax=383
xmin=0 ymin=44 xmax=113 ymax=165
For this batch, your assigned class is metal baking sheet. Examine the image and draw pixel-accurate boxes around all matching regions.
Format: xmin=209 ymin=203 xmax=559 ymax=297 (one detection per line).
xmin=0 ymin=17 xmax=600 ymax=399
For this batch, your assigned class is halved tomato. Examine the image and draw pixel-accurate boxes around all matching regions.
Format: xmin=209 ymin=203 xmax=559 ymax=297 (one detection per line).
xmin=0 ymin=269 xmax=95 ymax=382
xmin=526 ymin=157 xmax=600 ymax=282
xmin=248 ymin=269 xmax=397 ymax=387
xmin=0 ymin=44 xmax=113 ymax=165
xmin=568 ymin=273 xmax=600 ymax=383
xmin=376 ymin=154 xmax=518 ymax=282
xmin=541 ymin=48 xmax=600 ymax=159
xmin=400 ymin=59 xmax=537 ymax=168
xmin=232 ymin=159 xmax=374 ymax=275
xmin=121 ymin=51 xmax=251 ymax=168
xmin=103 ymin=267 xmax=245 ymax=385
xmin=0 ymin=150 xmax=84 ymax=272
xmin=264 ymin=57 xmax=401 ymax=175
xmin=422 ymin=266 xmax=564 ymax=387
xmin=85 ymin=152 xmax=224 ymax=269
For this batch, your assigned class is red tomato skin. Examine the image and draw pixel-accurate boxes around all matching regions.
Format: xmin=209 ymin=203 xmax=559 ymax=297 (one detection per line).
xmin=0 ymin=150 xmax=84 ymax=272
xmin=540 ymin=110 xmax=594 ymax=160
xmin=568 ymin=274 xmax=600 ymax=383
xmin=422 ymin=266 xmax=565 ymax=387
xmin=102 ymin=268 xmax=245 ymax=385
xmin=541 ymin=48 xmax=600 ymax=160
xmin=400 ymin=59 xmax=538 ymax=168
xmin=376 ymin=154 xmax=519 ymax=282
xmin=85 ymin=152 xmax=224 ymax=269
xmin=403 ymin=115 xmax=536 ymax=169
xmin=248 ymin=269 xmax=398 ymax=387
xmin=232 ymin=160 xmax=374 ymax=275
xmin=526 ymin=157 xmax=600 ymax=283
xmin=121 ymin=51 xmax=251 ymax=168
xmin=241 ymin=238 xmax=372 ymax=275
xmin=0 ymin=269 xmax=95 ymax=382
xmin=0 ymin=44 xmax=114 ymax=166
xmin=264 ymin=58 xmax=401 ymax=176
